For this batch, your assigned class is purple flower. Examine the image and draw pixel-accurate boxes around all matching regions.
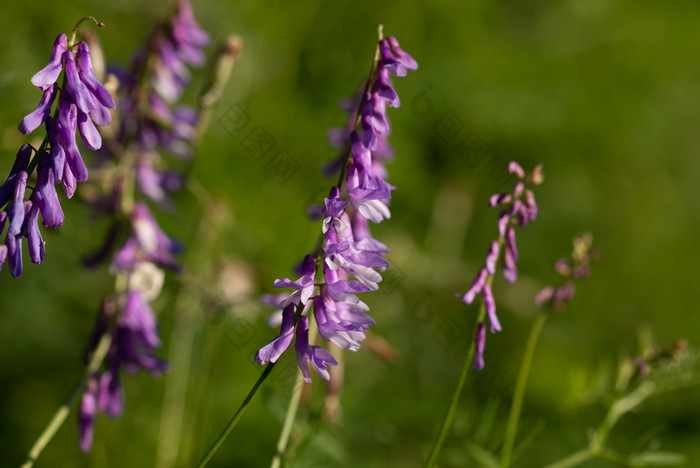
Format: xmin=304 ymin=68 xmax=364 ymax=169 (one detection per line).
xmin=31 ymin=33 xmax=68 ymax=89
xmin=76 ymin=42 xmax=116 ymax=109
xmin=457 ymin=162 xmax=543 ymax=370
xmin=254 ymin=303 xmax=296 ymax=365
xmin=18 ymin=83 xmax=57 ymax=135
xmin=274 ymin=254 xmax=317 ymax=308
xmin=0 ymin=145 xmax=31 ymax=208
xmin=78 ymin=378 xmax=98 ymax=453
xmin=295 ymin=316 xmax=338 ymax=383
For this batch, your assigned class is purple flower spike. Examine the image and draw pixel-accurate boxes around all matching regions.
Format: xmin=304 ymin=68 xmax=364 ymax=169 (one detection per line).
xmin=31 ymin=34 xmax=67 ymax=89
xmin=482 ymin=283 xmax=501 ymax=333
xmin=76 ymin=42 xmax=116 ymax=109
xmin=45 ymin=117 xmax=66 ymax=182
xmin=387 ymin=37 xmax=418 ymax=71
xmin=18 ymin=83 xmax=57 ymax=135
xmin=474 ymin=322 xmax=486 ymax=371
xmin=0 ymin=144 xmax=31 ymax=208
xmin=295 ymin=316 xmax=337 ymax=383
xmin=78 ymin=379 xmax=98 ymax=453
xmin=255 ymin=303 xmax=296 ymax=364
xmin=63 ymin=51 xmax=96 ymax=114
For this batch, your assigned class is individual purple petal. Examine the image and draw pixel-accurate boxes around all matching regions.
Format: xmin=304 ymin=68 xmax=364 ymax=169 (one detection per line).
xmin=505 ymin=226 xmax=518 ymax=261
xmin=474 ymin=322 xmax=486 ymax=371
xmin=31 ymin=34 xmax=67 ymax=89
xmin=24 ymin=202 xmax=45 ymax=264
xmin=379 ymin=38 xmax=407 ymax=77
xmin=97 ymin=369 xmax=124 ymax=417
xmin=0 ymin=144 xmax=31 ymax=208
xmin=485 ymin=240 xmax=500 ymax=275
xmin=461 ymin=267 xmax=487 ymax=305
xmin=8 ymin=171 xmax=28 ymax=236
xmin=502 ymin=243 xmax=517 ymax=284
xmin=121 ymin=291 xmax=161 ymax=348
xmin=78 ymin=378 xmax=98 ymax=453
xmin=489 ymin=193 xmax=512 ymax=208
xmin=482 ymin=283 xmax=501 ymax=333
xmin=498 ymin=212 xmax=510 ymax=237
xmin=295 ymin=315 xmax=337 ymax=383
xmin=76 ymin=42 xmax=116 ymax=109
xmin=374 ymin=68 xmax=400 ymax=107
xmin=534 ymin=286 xmax=554 ymax=307
xmin=18 ymin=83 xmax=57 ymax=134
xmin=89 ymin=99 xmax=112 ymax=127
xmin=508 ymin=161 xmax=525 ymax=179
xmin=254 ymin=304 xmax=296 ymax=364
xmin=387 ymin=37 xmax=418 ymax=71
xmin=64 ymin=51 xmax=96 ymax=114
xmin=45 ymin=117 xmax=66 ymax=182
xmin=62 ymin=164 xmax=77 ymax=198
xmin=524 ymin=190 xmax=538 ymax=222
xmin=57 ymin=98 xmax=88 ymax=182
xmin=77 ymin=109 xmax=102 ymax=150
xmin=6 ymin=234 xmax=23 ymax=278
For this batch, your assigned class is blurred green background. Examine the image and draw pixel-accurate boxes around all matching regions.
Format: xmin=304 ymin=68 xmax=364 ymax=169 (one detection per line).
xmin=1 ymin=0 xmax=699 ymax=466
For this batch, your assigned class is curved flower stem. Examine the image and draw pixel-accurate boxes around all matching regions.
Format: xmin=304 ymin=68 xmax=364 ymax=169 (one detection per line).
xmin=196 ymin=362 xmax=276 ymax=468
xmin=500 ymin=310 xmax=547 ymax=468
xmin=20 ymin=332 xmax=112 ymax=468
xmin=424 ymin=302 xmax=486 ymax=468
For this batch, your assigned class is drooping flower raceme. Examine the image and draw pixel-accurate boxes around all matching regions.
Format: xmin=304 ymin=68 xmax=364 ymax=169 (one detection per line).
xmin=77 ymin=0 xmax=213 ymax=452
xmin=0 ymin=32 xmax=115 ymax=277
xmin=458 ymin=162 xmax=543 ymax=370
xmin=255 ymin=35 xmax=416 ymax=383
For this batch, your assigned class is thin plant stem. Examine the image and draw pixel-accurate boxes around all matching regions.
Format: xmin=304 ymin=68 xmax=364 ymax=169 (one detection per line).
xmin=424 ymin=302 xmax=486 ymax=468
xmin=196 ymin=362 xmax=276 ymax=468
xmin=270 ymin=318 xmax=319 ymax=468
xmin=270 ymin=371 xmax=305 ymax=468
xmin=20 ymin=332 xmax=113 ymax=468
xmin=500 ymin=311 xmax=548 ymax=468
xmin=541 ymin=448 xmax=594 ymax=468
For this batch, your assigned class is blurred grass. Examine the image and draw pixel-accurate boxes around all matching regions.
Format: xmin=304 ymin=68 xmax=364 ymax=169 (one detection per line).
xmin=1 ymin=0 xmax=700 ymax=466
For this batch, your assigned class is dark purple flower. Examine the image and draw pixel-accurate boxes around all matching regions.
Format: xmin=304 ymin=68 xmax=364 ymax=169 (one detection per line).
xmin=0 ymin=145 xmax=31 ymax=208
xmin=255 ymin=303 xmax=296 ymax=364
xmin=31 ymin=34 xmax=68 ymax=89
xmin=18 ymin=83 xmax=57 ymax=135
xmin=295 ymin=315 xmax=337 ymax=383
xmin=45 ymin=117 xmax=66 ymax=183
xmin=57 ymin=96 xmax=88 ymax=182
xmin=64 ymin=50 xmax=96 ymax=114
xmin=76 ymin=42 xmax=116 ymax=109
xmin=24 ymin=202 xmax=45 ymax=264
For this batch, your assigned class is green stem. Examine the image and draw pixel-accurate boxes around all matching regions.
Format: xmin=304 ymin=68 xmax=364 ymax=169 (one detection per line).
xmin=270 ymin=371 xmax=305 ymax=468
xmin=20 ymin=332 xmax=113 ymax=468
xmin=196 ymin=362 xmax=276 ymax=467
xmin=424 ymin=303 xmax=486 ymax=468
xmin=500 ymin=311 xmax=548 ymax=468
xmin=541 ymin=448 xmax=594 ymax=468
xmin=270 ymin=316 xmax=319 ymax=468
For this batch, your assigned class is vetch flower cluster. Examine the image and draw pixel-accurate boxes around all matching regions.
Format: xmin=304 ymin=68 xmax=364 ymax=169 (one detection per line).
xmin=0 ymin=25 xmax=114 ymax=277
xmin=255 ymin=33 xmax=417 ymax=383
xmin=534 ymin=232 xmax=596 ymax=310
xmin=459 ymin=162 xmax=543 ymax=370
xmin=76 ymin=1 xmax=213 ymax=452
